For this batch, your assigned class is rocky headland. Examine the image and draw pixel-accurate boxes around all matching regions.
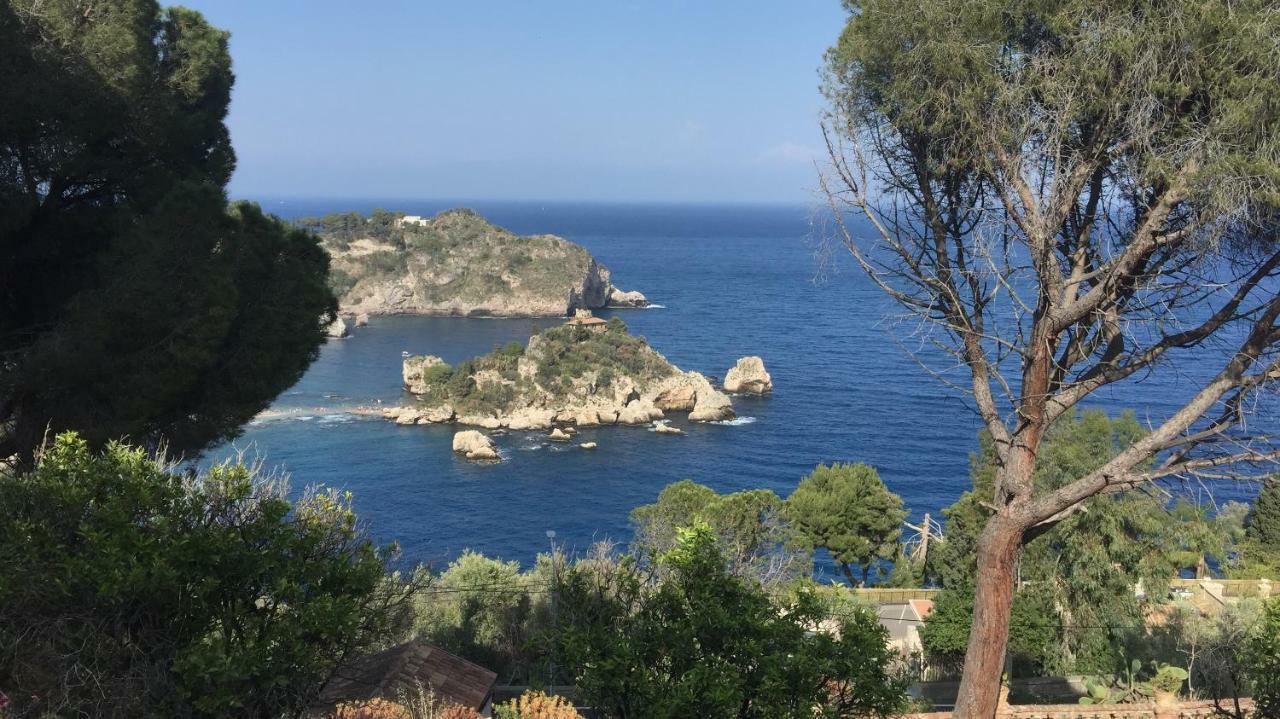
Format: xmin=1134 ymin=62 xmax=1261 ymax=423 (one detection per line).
xmin=383 ymin=317 xmax=738 ymax=431
xmin=302 ymin=208 xmax=648 ymax=317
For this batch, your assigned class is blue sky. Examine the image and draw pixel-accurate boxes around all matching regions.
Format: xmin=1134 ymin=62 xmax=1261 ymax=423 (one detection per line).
xmin=181 ymin=1 xmax=848 ymax=203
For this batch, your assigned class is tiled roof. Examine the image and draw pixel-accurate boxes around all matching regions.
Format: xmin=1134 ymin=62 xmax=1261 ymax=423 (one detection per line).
xmin=317 ymin=641 xmax=497 ymax=711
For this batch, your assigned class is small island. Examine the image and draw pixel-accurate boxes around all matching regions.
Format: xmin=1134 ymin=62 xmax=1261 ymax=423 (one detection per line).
xmin=383 ymin=315 xmax=737 ymax=430
xmin=301 ymin=208 xmax=648 ymax=317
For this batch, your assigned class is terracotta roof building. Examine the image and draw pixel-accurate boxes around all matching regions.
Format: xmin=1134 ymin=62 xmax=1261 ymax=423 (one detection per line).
xmin=316 ymin=641 xmax=498 ymax=716
xmin=565 ymin=315 xmax=608 ymax=331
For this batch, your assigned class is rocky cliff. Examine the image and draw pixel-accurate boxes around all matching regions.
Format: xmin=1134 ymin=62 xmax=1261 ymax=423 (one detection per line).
xmin=307 ymin=208 xmax=647 ymax=317
xmin=385 ymin=318 xmax=735 ymax=430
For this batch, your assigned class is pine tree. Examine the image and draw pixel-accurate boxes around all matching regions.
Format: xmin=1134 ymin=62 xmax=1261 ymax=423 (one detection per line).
xmin=1 ymin=1 xmax=335 ymax=465
xmin=1247 ymin=478 xmax=1280 ymax=549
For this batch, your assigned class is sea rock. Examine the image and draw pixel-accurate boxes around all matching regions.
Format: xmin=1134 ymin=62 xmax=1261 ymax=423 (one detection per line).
xmin=452 ymin=430 xmax=499 ymax=460
xmin=423 ymin=405 xmax=455 ymax=423
xmin=571 ymin=408 xmax=602 ymax=427
xmin=579 ymin=441 xmax=598 ymax=450
xmin=457 ymin=414 xmax=503 ymax=430
xmin=608 ymin=288 xmax=649 ymax=308
xmin=653 ymin=422 xmax=683 ymax=435
xmin=689 ymin=391 xmax=735 ymax=422
xmin=393 ymin=408 xmax=422 ymax=425
xmin=617 ymin=399 xmax=663 ymax=425
xmin=651 ymin=371 xmax=733 ymax=422
xmin=326 ymin=316 xmax=348 ymax=338
xmin=723 ymin=356 xmax=773 ymax=394
xmin=549 ymin=427 xmax=572 ymax=442
xmin=403 ymin=355 xmax=446 ymax=393
xmin=506 ymin=408 xmax=555 ymax=431
xmin=653 ymin=381 xmax=698 ymax=412
xmin=355 ymin=312 xmax=370 ymax=327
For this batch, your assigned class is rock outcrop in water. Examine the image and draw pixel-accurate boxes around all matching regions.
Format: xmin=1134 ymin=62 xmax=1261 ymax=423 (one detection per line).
xmin=452 ymin=430 xmax=499 ymax=460
xmin=303 ymin=208 xmax=648 ymax=317
xmin=723 ymin=356 xmax=772 ymax=394
xmin=326 ymin=316 xmax=348 ymax=339
xmin=383 ymin=318 xmax=737 ymax=430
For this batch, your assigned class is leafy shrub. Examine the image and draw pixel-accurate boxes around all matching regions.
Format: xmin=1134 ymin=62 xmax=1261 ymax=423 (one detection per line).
xmin=1245 ymin=599 xmax=1280 ymax=717
xmin=333 ymin=698 xmax=412 ymax=719
xmin=494 ymin=691 xmax=582 ymax=719
xmin=0 ymin=433 xmax=412 ymax=718
xmin=421 ymin=363 xmax=455 ymax=387
xmin=1148 ymin=663 xmax=1188 ymax=694
xmin=410 ymin=552 xmax=545 ymax=681
xmin=499 ymin=341 xmax=525 ymax=358
xmin=553 ymin=524 xmax=908 ymax=719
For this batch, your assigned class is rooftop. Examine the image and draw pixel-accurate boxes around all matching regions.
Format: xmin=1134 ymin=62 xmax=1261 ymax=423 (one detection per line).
xmin=316 ymin=641 xmax=497 ymax=712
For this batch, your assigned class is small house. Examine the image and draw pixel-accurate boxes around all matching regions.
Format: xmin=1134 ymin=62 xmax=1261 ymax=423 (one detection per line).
xmin=315 ymin=641 xmax=498 ymax=716
xmin=566 ymin=315 xmax=608 ymax=332
xmin=394 ymin=215 xmax=427 ymax=228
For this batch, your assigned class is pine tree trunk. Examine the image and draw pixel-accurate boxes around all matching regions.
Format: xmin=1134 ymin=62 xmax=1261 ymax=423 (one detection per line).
xmin=952 ymin=514 xmax=1024 ymax=718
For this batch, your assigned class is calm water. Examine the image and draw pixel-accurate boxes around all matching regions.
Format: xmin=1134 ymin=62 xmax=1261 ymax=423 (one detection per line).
xmin=206 ymin=200 xmax=1263 ymax=579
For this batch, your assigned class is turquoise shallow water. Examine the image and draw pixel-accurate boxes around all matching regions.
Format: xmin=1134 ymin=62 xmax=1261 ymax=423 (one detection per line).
xmin=205 ymin=200 xmax=1265 ymax=579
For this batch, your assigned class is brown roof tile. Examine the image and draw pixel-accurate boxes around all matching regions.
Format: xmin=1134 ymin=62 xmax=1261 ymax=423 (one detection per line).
xmin=317 ymin=641 xmax=497 ymax=711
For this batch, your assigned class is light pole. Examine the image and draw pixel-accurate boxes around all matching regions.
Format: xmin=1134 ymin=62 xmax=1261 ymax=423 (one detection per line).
xmin=546 ymin=529 xmax=557 ymax=697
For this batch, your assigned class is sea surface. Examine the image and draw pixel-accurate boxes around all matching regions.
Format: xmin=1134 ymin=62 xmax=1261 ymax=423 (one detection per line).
xmin=205 ymin=200 xmax=1266 ymax=580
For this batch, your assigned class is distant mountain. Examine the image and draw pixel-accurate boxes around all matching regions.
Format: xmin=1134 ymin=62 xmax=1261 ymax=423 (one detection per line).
xmin=300 ymin=208 xmax=647 ymax=317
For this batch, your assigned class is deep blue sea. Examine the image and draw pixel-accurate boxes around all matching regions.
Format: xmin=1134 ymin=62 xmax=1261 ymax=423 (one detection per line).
xmin=205 ymin=200 xmax=1265 ymax=580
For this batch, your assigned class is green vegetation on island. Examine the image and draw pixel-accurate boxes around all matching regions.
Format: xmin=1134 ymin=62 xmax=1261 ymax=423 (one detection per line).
xmin=300 ymin=209 xmax=647 ymax=318
xmin=390 ymin=318 xmax=737 ymax=430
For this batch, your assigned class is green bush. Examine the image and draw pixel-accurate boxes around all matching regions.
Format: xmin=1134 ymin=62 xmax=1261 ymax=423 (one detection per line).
xmin=0 ymin=433 xmax=411 ymax=718
xmin=421 ymin=363 xmax=455 ymax=387
xmin=1245 ymin=599 xmax=1280 ymax=717
xmin=553 ymin=524 xmax=908 ymax=718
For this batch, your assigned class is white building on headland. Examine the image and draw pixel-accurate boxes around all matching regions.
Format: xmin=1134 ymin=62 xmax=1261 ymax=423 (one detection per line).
xmin=394 ymin=215 xmax=428 ymax=228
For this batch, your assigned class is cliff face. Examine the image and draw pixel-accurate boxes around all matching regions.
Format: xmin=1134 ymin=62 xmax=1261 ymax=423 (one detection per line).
xmin=316 ymin=209 xmax=644 ymax=317
xmin=386 ymin=320 xmax=735 ymax=429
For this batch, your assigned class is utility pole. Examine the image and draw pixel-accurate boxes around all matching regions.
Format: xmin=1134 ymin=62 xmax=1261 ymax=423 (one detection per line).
xmin=546 ymin=529 xmax=557 ymax=697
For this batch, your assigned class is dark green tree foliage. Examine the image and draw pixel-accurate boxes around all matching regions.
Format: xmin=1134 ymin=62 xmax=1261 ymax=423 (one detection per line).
xmin=0 ymin=1 xmax=335 ymax=464
xmin=1247 ymin=478 xmax=1280 ymax=549
xmin=1244 ymin=600 xmax=1280 ymax=719
xmin=630 ymin=479 xmax=810 ymax=586
xmin=0 ymin=433 xmax=410 ymax=718
xmin=918 ymin=588 xmax=1058 ymax=674
xmin=925 ymin=412 xmax=1188 ymax=674
xmin=785 ymin=463 xmax=906 ymax=586
xmin=554 ymin=524 xmax=908 ymax=719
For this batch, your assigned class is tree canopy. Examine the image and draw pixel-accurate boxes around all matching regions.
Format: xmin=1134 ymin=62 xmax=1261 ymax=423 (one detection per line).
xmin=629 ymin=479 xmax=809 ymax=585
xmin=925 ymin=411 xmax=1200 ymax=674
xmin=554 ymin=523 xmax=908 ymax=719
xmin=0 ymin=0 xmax=335 ymax=466
xmin=823 ymin=0 xmax=1280 ymax=711
xmin=1247 ymin=478 xmax=1280 ymax=549
xmin=785 ymin=463 xmax=906 ymax=586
